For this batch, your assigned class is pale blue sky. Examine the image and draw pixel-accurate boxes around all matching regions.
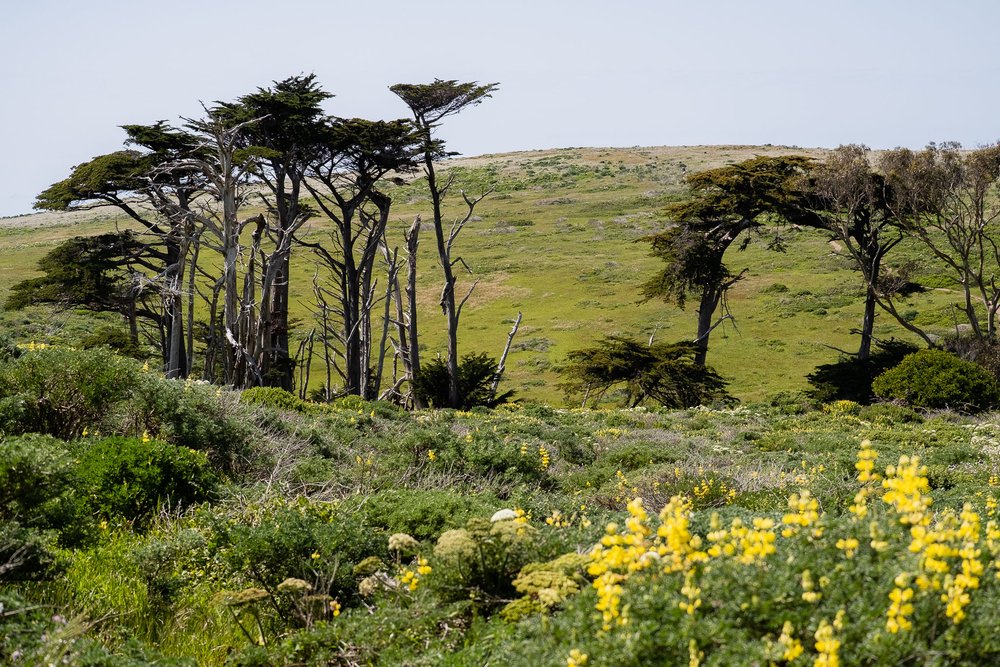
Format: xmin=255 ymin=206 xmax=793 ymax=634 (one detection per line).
xmin=2 ymin=0 xmax=999 ymax=217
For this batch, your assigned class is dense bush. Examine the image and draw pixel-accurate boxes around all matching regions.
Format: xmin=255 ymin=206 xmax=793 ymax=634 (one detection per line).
xmin=806 ymin=339 xmax=919 ymax=404
xmin=872 ymin=348 xmax=1000 ymax=412
xmin=80 ymin=325 xmax=146 ymax=359
xmin=350 ymin=489 xmax=502 ymax=541
xmin=240 ymin=386 xmax=311 ymax=414
xmin=0 ymin=434 xmax=91 ymax=547
xmin=559 ymin=337 xmax=731 ymax=408
xmin=210 ymin=502 xmax=386 ymax=607
xmin=0 ymin=346 xmax=140 ymax=439
xmin=74 ymin=436 xmax=217 ymax=526
xmin=413 ymin=352 xmax=513 ymax=409
xmin=133 ymin=377 xmax=252 ymax=472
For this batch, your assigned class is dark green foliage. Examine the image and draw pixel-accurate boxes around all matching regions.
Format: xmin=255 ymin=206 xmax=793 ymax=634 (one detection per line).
xmin=873 ymin=349 xmax=1000 ymax=412
xmin=134 ymin=377 xmax=251 ymax=472
xmin=0 ymin=522 xmax=61 ymax=582
xmin=213 ymin=504 xmax=385 ymax=606
xmin=74 ymin=436 xmax=217 ymax=525
xmin=641 ymin=155 xmax=821 ymax=307
xmin=0 ymin=346 xmax=140 ymax=439
xmin=240 ymin=386 xmax=311 ymax=414
xmin=0 ymin=435 xmax=81 ymax=529
xmin=33 ymin=151 xmax=148 ymax=211
xmin=413 ymin=352 xmax=513 ymax=409
xmin=0 ymin=435 xmax=92 ymax=575
xmin=389 ymin=79 xmax=499 ymax=129
xmin=807 ymin=340 xmax=919 ymax=404
xmin=560 ymin=337 xmax=731 ymax=408
xmin=5 ymin=232 xmax=142 ymax=312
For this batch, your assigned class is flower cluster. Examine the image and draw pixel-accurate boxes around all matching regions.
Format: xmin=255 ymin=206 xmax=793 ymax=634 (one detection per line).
xmin=399 ymin=557 xmax=431 ymax=591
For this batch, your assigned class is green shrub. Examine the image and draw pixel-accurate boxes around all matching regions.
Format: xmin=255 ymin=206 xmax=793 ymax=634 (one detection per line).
xmin=133 ymin=377 xmax=251 ymax=472
xmin=241 ymin=386 xmax=310 ymax=413
xmin=872 ymin=349 xmax=1000 ymax=413
xmin=80 ymin=325 xmax=146 ymax=359
xmin=413 ymin=352 xmax=513 ymax=409
xmin=74 ymin=436 xmax=217 ymax=525
xmin=0 ymin=522 xmax=61 ymax=582
xmin=428 ymin=518 xmax=541 ymax=606
xmin=0 ymin=434 xmax=91 ymax=546
xmin=351 ymin=489 xmax=501 ymax=541
xmin=212 ymin=503 xmax=385 ymax=607
xmin=806 ymin=340 xmax=919 ymax=404
xmin=0 ymin=346 xmax=140 ymax=439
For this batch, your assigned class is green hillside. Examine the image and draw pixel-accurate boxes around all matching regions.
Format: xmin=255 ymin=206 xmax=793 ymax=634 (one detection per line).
xmin=0 ymin=145 xmax=963 ymax=403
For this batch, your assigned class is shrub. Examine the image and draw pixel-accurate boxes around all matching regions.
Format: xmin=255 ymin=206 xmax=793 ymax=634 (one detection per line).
xmin=80 ymin=325 xmax=146 ymax=360
xmin=559 ymin=337 xmax=731 ymax=408
xmin=413 ymin=352 xmax=513 ymax=409
xmin=806 ymin=340 xmax=919 ymax=404
xmin=0 ymin=434 xmax=91 ymax=546
xmin=74 ymin=436 xmax=217 ymax=525
xmin=872 ymin=348 xmax=1000 ymax=413
xmin=212 ymin=503 xmax=385 ymax=608
xmin=0 ymin=522 xmax=61 ymax=582
xmin=241 ymin=386 xmax=312 ymax=414
xmin=351 ymin=489 xmax=501 ymax=541
xmin=132 ymin=377 xmax=252 ymax=472
xmin=428 ymin=517 xmax=541 ymax=606
xmin=0 ymin=346 xmax=140 ymax=439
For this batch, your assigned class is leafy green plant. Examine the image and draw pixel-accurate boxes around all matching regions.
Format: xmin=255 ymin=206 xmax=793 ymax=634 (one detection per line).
xmin=240 ymin=386 xmax=311 ymax=414
xmin=807 ymin=340 xmax=919 ymax=404
xmin=0 ymin=346 xmax=140 ymax=439
xmin=872 ymin=348 xmax=1000 ymax=412
xmin=74 ymin=436 xmax=217 ymax=526
xmin=413 ymin=352 xmax=513 ymax=409
xmin=0 ymin=434 xmax=91 ymax=546
xmin=132 ymin=377 xmax=252 ymax=472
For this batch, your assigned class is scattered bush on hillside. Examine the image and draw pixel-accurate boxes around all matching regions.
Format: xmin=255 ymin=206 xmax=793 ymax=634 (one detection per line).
xmin=872 ymin=348 xmax=1000 ymax=412
xmin=74 ymin=436 xmax=217 ymax=526
xmin=806 ymin=339 xmax=919 ymax=404
xmin=413 ymin=352 xmax=513 ymax=409
xmin=559 ymin=337 xmax=731 ymax=408
xmin=0 ymin=346 xmax=140 ymax=439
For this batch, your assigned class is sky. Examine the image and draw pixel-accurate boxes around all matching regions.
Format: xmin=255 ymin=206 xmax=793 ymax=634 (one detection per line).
xmin=2 ymin=0 xmax=1000 ymax=217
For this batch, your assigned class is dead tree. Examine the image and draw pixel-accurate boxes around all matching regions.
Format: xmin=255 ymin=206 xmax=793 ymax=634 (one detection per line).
xmin=300 ymin=117 xmax=421 ymax=398
xmin=390 ymin=79 xmax=499 ymax=407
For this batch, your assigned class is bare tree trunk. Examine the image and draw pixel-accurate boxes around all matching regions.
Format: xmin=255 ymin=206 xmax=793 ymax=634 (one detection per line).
xmin=490 ymin=311 xmax=522 ymax=402
xmin=404 ymin=217 xmax=423 ymax=409
xmin=186 ymin=234 xmax=201 ymax=377
xmin=858 ymin=285 xmax=877 ymax=360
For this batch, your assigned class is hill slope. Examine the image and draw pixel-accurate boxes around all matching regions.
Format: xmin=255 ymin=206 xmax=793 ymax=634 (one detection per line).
xmin=0 ymin=145 xmax=958 ymax=402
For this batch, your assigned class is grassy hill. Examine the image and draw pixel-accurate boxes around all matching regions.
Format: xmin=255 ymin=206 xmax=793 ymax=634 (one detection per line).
xmin=0 ymin=145 xmax=964 ymax=403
